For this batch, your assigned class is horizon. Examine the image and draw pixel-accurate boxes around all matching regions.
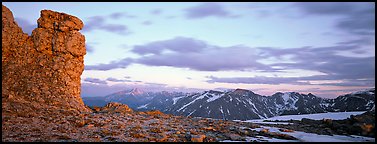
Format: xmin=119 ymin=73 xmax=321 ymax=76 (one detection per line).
xmin=81 ymin=86 xmax=376 ymax=98
xmin=3 ymin=2 xmax=375 ymax=98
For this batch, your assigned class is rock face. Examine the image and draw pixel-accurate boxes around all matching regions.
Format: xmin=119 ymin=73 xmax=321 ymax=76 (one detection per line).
xmin=2 ymin=5 xmax=89 ymax=113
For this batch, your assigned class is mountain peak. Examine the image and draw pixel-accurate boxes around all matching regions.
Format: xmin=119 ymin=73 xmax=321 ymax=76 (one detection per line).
xmin=130 ymin=88 xmax=144 ymax=95
xmin=234 ymin=88 xmax=249 ymax=92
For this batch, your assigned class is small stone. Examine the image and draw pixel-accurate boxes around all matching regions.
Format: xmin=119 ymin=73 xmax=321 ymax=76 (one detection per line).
xmin=261 ymin=129 xmax=269 ymax=133
xmin=204 ymin=126 xmax=214 ymax=131
xmin=278 ymin=128 xmax=294 ymax=133
xmin=228 ymin=133 xmax=243 ymax=141
xmin=191 ymin=135 xmax=206 ymax=142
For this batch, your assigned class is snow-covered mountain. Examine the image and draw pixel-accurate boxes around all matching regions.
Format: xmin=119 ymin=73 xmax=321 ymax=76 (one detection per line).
xmin=83 ymin=89 xmax=192 ymax=109
xmin=136 ymin=88 xmax=375 ymax=120
xmin=330 ymin=88 xmax=375 ymax=112
xmin=83 ymin=88 xmax=375 ymax=120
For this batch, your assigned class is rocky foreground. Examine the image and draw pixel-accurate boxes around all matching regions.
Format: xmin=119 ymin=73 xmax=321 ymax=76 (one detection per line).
xmin=3 ymin=102 xmax=301 ymax=142
xmin=3 ymin=101 xmax=375 ymax=142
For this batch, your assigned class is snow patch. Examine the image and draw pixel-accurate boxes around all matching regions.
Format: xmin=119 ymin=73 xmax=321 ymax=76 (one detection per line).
xmin=188 ymin=110 xmax=196 ymax=116
xmin=137 ymin=103 xmax=149 ymax=109
xmin=172 ymin=96 xmax=185 ymax=105
xmin=255 ymin=126 xmax=375 ymax=142
xmin=282 ymin=92 xmax=290 ymax=104
xmin=246 ymin=111 xmax=367 ymax=122
xmin=177 ymin=94 xmax=206 ymax=112
xmin=206 ymin=93 xmax=224 ymax=103
xmin=247 ymin=99 xmax=264 ymax=119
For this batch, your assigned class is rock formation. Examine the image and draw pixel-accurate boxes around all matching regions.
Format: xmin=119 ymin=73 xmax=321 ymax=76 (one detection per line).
xmin=2 ymin=4 xmax=90 ymax=114
xmin=96 ymin=102 xmax=134 ymax=114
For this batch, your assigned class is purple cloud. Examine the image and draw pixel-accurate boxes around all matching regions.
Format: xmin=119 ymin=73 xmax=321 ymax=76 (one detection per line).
xmin=207 ymin=76 xmax=310 ymax=85
xmin=84 ymin=36 xmax=374 ymax=89
xmin=295 ymin=2 xmax=357 ymax=15
xmin=81 ymin=83 xmax=127 ymax=97
xmin=144 ymin=82 xmax=167 ymax=87
xmin=134 ymin=40 xmax=276 ymax=71
xmin=110 ymin=12 xmax=123 ymax=19
xmin=14 ymin=17 xmax=36 ymax=35
xmin=142 ymin=21 xmax=153 ymax=25
xmin=101 ymin=24 xmax=130 ymax=35
xmin=85 ymin=58 xmax=133 ymax=71
xmin=82 ymin=16 xmax=131 ymax=35
xmin=132 ymin=37 xmax=207 ymax=55
xmin=85 ymin=37 xmax=278 ymax=72
xmin=261 ymin=46 xmax=375 ymax=81
xmin=206 ymin=41 xmax=374 ymax=87
xmin=184 ymin=3 xmax=236 ymax=19
xmin=165 ymin=16 xmax=177 ymax=19
xmin=151 ymin=9 xmax=163 ymax=15
xmin=83 ymin=78 xmax=107 ymax=85
xmin=109 ymin=12 xmax=138 ymax=19
xmin=136 ymin=51 xmax=273 ymax=71
xmin=295 ymin=2 xmax=375 ymax=36
xmin=207 ymin=75 xmax=374 ymax=87
xmin=106 ymin=77 xmax=133 ymax=82
xmin=85 ymin=43 xmax=95 ymax=53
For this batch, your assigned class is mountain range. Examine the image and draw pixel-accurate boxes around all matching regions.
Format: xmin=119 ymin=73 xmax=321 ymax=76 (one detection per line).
xmin=82 ymin=88 xmax=375 ymax=120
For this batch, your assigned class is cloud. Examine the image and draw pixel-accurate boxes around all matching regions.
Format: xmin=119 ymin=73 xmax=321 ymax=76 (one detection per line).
xmin=109 ymin=12 xmax=138 ymax=19
xmin=82 ymin=16 xmax=131 ymax=35
xmin=133 ymin=37 xmax=276 ymax=71
xmin=86 ymin=36 xmax=277 ymax=71
xmin=144 ymin=82 xmax=167 ymax=87
xmin=136 ymin=48 xmax=274 ymax=71
xmin=336 ymin=37 xmax=374 ymax=46
xmin=207 ymin=42 xmax=375 ymax=87
xmin=295 ymin=2 xmax=375 ymax=36
xmin=165 ymin=16 xmax=177 ymax=19
xmin=84 ymin=37 xmax=374 ymax=89
xmin=109 ymin=12 xmax=124 ymax=19
xmin=131 ymin=37 xmax=207 ymax=55
xmin=295 ymin=2 xmax=357 ymax=15
xmin=83 ymin=78 xmax=107 ymax=85
xmin=106 ymin=77 xmax=133 ymax=82
xmin=207 ymin=75 xmax=375 ymax=87
xmin=142 ymin=21 xmax=153 ymax=25
xmin=81 ymin=83 xmax=126 ymax=97
xmin=85 ymin=58 xmax=133 ymax=71
xmin=207 ymin=76 xmax=310 ymax=85
xmin=14 ymin=17 xmax=36 ymax=35
xmin=101 ymin=24 xmax=130 ymax=35
xmin=261 ymin=46 xmax=375 ymax=81
xmin=151 ymin=9 xmax=163 ymax=15
xmin=85 ymin=43 xmax=95 ymax=53
xmin=184 ymin=3 xmax=238 ymax=19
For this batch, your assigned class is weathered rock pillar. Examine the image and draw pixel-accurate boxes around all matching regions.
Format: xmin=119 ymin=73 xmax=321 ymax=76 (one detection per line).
xmin=2 ymin=5 xmax=90 ymax=113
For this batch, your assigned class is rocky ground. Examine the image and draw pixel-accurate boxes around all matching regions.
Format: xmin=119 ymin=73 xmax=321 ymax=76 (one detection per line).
xmin=3 ymin=102 xmax=300 ymax=142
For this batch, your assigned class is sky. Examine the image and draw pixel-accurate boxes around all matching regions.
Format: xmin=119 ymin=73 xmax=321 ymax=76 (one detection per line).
xmin=3 ymin=2 xmax=375 ymax=98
